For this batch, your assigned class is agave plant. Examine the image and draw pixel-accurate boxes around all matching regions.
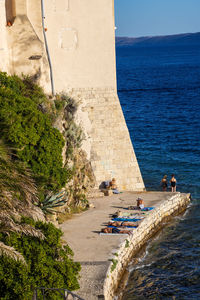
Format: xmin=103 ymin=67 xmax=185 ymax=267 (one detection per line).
xmin=0 ymin=140 xmax=44 ymax=264
xmin=63 ymin=94 xmax=78 ymax=120
xmin=40 ymin=191 xmax=68 ymax=215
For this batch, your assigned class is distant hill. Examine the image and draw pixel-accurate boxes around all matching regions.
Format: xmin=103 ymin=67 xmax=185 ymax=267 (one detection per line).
xmin=116 ymin=32 xmax=200 ymax=48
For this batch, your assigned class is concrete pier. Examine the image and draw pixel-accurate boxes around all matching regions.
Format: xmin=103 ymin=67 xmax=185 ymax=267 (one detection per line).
xmin=60 ymin=191 xmax=190 ymax=300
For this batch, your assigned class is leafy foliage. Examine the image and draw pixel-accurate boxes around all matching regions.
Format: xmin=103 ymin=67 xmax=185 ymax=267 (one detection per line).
xmin=0 ymin=72 xmax=68 ymax=191
xmin=0 ymin=75 xmax=82 ymax=298
xmin=0 ymin=73 xmax=46 ymax=105
xmin=0 ymin=220 xmax=81 ymax=299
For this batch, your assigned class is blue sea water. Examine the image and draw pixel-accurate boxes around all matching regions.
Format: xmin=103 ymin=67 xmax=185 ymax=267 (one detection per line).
xmin=116 ymin=44 xmax=200 ymax=299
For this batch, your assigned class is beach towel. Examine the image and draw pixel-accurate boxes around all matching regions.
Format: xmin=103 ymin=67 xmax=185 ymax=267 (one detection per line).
xmin=128 ymin=214 xmax=145 ymax=219
xmin=119 ymin=212 xmax=145 ymax=218
xmin=108 ymin=225 xmax=137 ymax=229
xmin=100 ymin=233 xmax=129 ymax=236
xmin=112 ymin=189 xmax=120 ymax=194
xmin=112 ymin=217 xmax=141 ymax=222
xmin=141 ymin=207 xmax=155 ymax=211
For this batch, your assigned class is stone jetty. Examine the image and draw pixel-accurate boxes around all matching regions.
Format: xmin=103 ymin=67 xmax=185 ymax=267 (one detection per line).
xmin=60 ymin=191 xmax=190 ymax=300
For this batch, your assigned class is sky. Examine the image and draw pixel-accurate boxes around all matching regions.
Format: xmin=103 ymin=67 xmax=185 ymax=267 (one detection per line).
xmin=115 ymin=0 xmax=200 ymax=37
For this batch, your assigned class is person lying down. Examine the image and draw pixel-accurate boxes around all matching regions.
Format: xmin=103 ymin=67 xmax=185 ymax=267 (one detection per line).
xmin=108 ymin=221 xmax=139 ymax=228
xmin=101 ymin=227 xmax=132 ymax=235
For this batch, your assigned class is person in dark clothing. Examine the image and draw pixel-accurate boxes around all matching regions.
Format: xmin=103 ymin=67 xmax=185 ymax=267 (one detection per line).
xmin=170 ymin=174 xmax=177 ymax=192
xmin=161 ymin=175 xmax=168 ymax=191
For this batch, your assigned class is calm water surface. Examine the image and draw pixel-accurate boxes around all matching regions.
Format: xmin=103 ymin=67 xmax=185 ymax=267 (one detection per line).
xmin=116 ymin=45 xmax=200 ymax=299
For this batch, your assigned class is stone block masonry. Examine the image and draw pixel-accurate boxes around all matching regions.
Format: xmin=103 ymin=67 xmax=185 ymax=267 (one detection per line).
xmin=69 ymin=87 xmax=145 ymax=191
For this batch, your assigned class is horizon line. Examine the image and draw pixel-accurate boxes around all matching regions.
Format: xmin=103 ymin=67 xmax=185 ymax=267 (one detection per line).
xmin=115 ymin=31 xmax=200 ymax=39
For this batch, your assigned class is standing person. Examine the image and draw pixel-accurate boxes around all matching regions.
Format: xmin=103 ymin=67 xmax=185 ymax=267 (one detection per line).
xmin=170 ymin=174 xmax=177 ymax=192
xmin=161 ymin=175 xmax=168 ymax=191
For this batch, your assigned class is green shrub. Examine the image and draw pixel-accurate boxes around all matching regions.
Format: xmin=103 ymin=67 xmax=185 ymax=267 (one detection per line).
xmin=110 ymin=259 xmax=118 ymax=272
xmin=0 ymin=219 xmax=81 ymax=300
xmin=125 ymin=239 xmax=129 ymax=248
xmin=0 ymin=72 xmax=68 ymax=191
xmin=0 ymin=72 xmax=47 ymax=105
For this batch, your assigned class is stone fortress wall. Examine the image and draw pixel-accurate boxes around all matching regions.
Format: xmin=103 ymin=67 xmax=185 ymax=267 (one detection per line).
xmin=0 ymin=0 xmax=144 ymax=191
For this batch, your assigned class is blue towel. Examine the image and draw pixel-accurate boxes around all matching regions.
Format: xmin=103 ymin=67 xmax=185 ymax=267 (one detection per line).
xmin=112 ymin=217 xmax=141 ymax=222
xmin=112 ymin=189 xmax=120 ymax=194
xmin=108 ymin=225 xmax=137 ymax=229
xmin=141 ymin=207 xmax=155 ymax=211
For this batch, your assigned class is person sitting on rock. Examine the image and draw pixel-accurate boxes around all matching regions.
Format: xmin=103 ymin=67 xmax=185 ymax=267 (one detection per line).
xmin=109 ymin=178 xmax=120 ymax=194
xmin=136 ymin=198 xmax=144 ymax=209
xmin=101 ymin=227 xmax=132 ymax=235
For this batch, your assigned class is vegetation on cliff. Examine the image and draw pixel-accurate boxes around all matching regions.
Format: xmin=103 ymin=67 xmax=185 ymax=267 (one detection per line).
xmin=0 ymin=72 xmax=95 ymax=207
xmin=0 ymin=72 xmax=69 ymax=193
xmin=0 ymin=72 xmax=91 ymax=296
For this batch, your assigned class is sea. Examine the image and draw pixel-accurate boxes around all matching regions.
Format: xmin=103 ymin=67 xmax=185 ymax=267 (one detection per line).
xmin=116 ymin=43 xmax=200 ymax=299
